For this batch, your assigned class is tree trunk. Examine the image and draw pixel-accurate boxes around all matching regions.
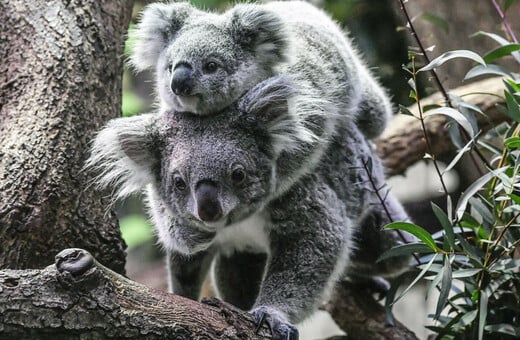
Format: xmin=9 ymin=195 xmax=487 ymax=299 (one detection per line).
xmin=0 ymin=0 xmax=133 ymax=273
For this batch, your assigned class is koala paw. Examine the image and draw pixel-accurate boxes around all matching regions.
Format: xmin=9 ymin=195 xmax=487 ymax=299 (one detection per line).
xmin=251 ymin=306 xmax=299 ymax=340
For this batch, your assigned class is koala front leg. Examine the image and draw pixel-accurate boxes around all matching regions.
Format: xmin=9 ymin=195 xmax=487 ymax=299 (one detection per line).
xmin=167 ymin=249 xmax=215 ymax=299
xmin=165 ymin=222 xmax=217 ymax=298
xmin=251 ymin=183 xmax=352 ymax=340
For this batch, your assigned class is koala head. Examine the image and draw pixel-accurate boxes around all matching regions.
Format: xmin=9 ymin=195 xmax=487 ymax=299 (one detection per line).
xmin=87 ymin=76 xmax=309 ymax=229
xmin=130 ymin=2 xmax=288 ymax=115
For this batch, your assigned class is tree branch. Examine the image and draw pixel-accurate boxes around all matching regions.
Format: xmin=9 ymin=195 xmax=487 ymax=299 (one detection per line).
xmin=376 ymin=77 xmax=508 ymax=176
xmin=0 ymin=248 xmax=271 ymax=339
xmin=326 ymin=281 xmax=418 ymax=340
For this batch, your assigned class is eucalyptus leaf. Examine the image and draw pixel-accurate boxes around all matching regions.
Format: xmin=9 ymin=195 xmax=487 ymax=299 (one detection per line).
xmin=419 ymin=50 xmax=485 ymax=72
xmin=485 ymin=324 xmax=520 ymax=337
xmin=377 ymin=242 xmax=434 ymax=262
xmin=478 ymin=290 xmax=488 ymax=340
xmin=504 ymin=90 xmax=520 ymax=122
xmin=385 ymin=222 xmax=440 ymax=252
xmin=455 ymin=167 xmax=508 ymax=220
xmin=464 ymin=64 xmax=513 ymax=80
xmin=472 ymin=31 xmax=520 ymax=63
xmin=443 ymin=131 xmax=481 ymax=174
xmin=431 ymin=202 xmax=455 ymax=249
xmin=394 ymin=254 xmax=439 ymax=303
xmin=424 ymin=107 xmax=475 ymax=137
xmin=434 ymin=256 xmax=452 ymax=320
xmin=483 ymin=44 xmax=520 ymax=63
xmin=451 ymin=268 xmax=481 ymax=278
xmin=399 ymin=104 xmax=414 ymax=116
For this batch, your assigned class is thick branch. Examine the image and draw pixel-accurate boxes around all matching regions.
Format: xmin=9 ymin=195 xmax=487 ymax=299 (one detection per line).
xmin=326 ymin=281 xmax=418 ymax=340
xmin=0 ymin=249 xmax=271 ymax=339
xmin=376 ymin=77 xmax=507 ymax=176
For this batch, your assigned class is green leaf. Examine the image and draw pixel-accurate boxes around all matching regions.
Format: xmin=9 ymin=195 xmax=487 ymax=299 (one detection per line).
xmin=504 ymin=136 xmax=520 ymax=149
xmin=394 ymin=254 xmax=439 ymax=303
xmin=425 ymin=107 xmax=475 ymax=137
xmin=377 ymin=242 xmax=434 ymax=262
xmin=485 ymin=324 xmax=520 ymax=337
xmin=509 ymin=193 xmax=520 ymax=204
xmin=417 ymin=12 xmax=449 ymax=33
xmin=419 ymin=50 xmax=485 ymax=72
xmin=431 ymin=203 xmax=455 ymax=249
xmin=399 ymin=104 xmax=414 ymax=116
xmin=455 ymin=167 xmax=508 ymax=220
xmin=504 ymin=90 xmax=520 ymax=122
xmin=505 ymin=79 xmax=520 ymax=93
xmin=451 ymin=268 xmax=481 ymax=278
xmin=385 ymin=222 xmax=440 ymax=252
xmin=460 ymin=310 xmax=478 ymax=326
xmin=434 ymin=256 xmax=452 ymax=320
xmin=473 ymin=30 xmax=520 ymax=63
xmin=478 ymin=290 xmax=489 ymax=340
xmin=443 ymin=131 xmax=481 ymax=174
xmin=464 ymin=64 xmax=514 ymax=80
xmin=483 ymin=44 xmax=520 ymax=63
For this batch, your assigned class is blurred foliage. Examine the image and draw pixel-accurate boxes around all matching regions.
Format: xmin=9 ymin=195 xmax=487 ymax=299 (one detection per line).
xmin=119 ymin=214 xmax=155 ymax=249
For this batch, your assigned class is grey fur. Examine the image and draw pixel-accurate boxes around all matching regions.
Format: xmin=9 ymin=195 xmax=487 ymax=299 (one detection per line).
xmin=87 ymin=76 xmax=411 ymax=339
xmin=130 ymin=1 xmax=392 ymax=139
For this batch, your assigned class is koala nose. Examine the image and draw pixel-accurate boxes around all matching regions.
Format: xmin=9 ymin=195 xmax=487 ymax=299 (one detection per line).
xmin=195 ymin=181 xmax=222 ymax=223
xmin=171 ymin=64 xmax=194 ymax=96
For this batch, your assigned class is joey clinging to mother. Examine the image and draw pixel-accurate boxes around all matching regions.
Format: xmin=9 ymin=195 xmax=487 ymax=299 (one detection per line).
xmin=130 ymin=1 xmax=393 ymax=140
xmin=87 ymin=76 xmax=412 ymax=340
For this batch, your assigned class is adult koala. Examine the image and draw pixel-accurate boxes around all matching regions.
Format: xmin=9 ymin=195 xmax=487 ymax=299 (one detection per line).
xmin=130 ymin=1 xmax=392 ymax=140
xmin=87 ymin=77 xmax=412 ymax=340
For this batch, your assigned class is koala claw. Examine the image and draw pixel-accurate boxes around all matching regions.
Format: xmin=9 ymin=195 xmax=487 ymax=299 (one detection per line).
xmin=252 ymin=307 xmax=299 ymax=340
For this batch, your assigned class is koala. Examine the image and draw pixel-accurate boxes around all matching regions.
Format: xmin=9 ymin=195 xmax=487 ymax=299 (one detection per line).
xmin=87 ymin=77 xmax=412 ymax=340
xmin=130 ymin=0 xmax=392 ymax=140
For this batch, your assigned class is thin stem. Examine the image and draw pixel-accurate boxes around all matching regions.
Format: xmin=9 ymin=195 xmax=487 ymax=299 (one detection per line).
xmin=396 ymin=0 xmax=450 ymax=106
xmin=360 ymin=158 xmax=421 ymax=265
xmin=411 ymin=59 xmax=450 ymax=196
xmin=491 ymin=0 xmax=518 ymax=43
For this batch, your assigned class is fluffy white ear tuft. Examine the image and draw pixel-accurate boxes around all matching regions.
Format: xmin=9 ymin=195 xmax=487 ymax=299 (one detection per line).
xmin=129 ymin=2 xmax=195 ymax=72
xmin=228 ymin=4 xmax=288 ymax=69
xmin=85 ymin=113 xmax=160 ymax=200
xmin=240 ymin=76 xmax=327 ymax=156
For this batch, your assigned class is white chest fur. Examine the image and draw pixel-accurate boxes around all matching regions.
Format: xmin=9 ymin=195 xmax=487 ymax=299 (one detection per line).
xmin=215 ymin=211 xmax=270 ymax=256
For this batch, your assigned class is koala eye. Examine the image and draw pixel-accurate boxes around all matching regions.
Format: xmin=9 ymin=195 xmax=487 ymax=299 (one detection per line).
xmin=230 ymin=165 xmax=246 ymax=185
xmin=203 ymin=61 xmax=219 ymax=74
xmin=173 ymin=175 xmax=187 ymax=192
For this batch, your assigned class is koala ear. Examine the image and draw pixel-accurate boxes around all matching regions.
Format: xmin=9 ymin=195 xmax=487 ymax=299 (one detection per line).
xmin=228 ymin=4 xmax=288 ymax=68
xmin=239 ymin=76 xmax=316 ymax=155
xmin=130 ymin=2 xmax=195 ymax=71
xmin=85 ymin=113 xmax=161 ymax=200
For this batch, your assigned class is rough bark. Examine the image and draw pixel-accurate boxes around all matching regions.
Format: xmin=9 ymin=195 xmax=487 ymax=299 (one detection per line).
xmin=0 ymin=248 xmax=416 ymax=340
xmin=0 ymin=248 xmax=271 ymax=340
xmin=376 ymin=76 xmax=508 ymax=176
xmin=0 ymin=0 xmax=133 ymax=272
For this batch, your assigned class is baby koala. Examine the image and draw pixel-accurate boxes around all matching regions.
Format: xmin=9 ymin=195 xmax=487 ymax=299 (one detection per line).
xmin=87 ymin=76 xmax=412 ymax=340
xmin=131 ymin=0 xmax=392 ymax=140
